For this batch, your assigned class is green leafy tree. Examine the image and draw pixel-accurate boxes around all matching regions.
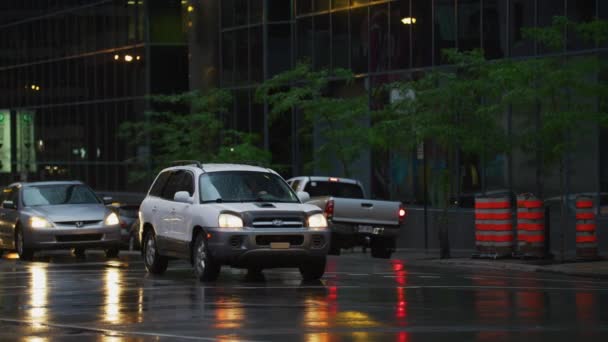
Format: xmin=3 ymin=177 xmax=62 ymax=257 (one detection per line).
xmin=119 ymin=89 xmax=271 ymax=183
xmin=255 ymin=63 xmax=369 ymax=177
xmin=372 ymin=49 xmax=510 ymax=258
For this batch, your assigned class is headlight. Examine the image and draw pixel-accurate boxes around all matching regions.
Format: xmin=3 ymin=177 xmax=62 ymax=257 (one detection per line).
xmin=105 ymin=212 xmax=120 ymax=226
xmin=308 ymin=213 xmax=328 ymax=229
xmin=30 ymin=217 xmax=52 ymax=228
xmin=218 ymin=213 xmax=243 ymax=228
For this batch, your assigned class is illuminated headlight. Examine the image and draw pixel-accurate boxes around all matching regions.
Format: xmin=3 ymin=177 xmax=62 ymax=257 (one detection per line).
xmin=218 ymin=213 xmax=243 ymax=228
xmin=308 ymin=213 xmax=328 ymax=229
xmin=30 ymin=216 xmax=52 ymax=228
xmin=105 ymin=212 xmax=120 ymax=226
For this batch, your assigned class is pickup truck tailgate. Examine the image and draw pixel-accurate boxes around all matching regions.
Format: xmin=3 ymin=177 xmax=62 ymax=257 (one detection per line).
xmin=331 ymin=197 xmax=400 ymax=226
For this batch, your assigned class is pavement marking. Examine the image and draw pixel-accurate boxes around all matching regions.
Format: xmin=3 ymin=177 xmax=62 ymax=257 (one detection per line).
xmin=417 ymin=276 xmax=441 ymax=279
xmin=346 ymin=273 xmax=370 ymax=276
xmin=0 ymin=317 xmax=262 ymax=342
xmin=464 ymin=275 xmax=608 ymax=285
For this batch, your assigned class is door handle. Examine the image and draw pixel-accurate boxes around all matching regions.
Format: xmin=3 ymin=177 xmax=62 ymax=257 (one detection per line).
xmin=361 ymin=203 xmax=373 ymax=208
xmin=152 ymin=207 xmax=157 ymax=213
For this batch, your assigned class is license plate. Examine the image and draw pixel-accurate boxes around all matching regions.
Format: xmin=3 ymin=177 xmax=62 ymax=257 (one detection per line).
xmin=270 ymin=242 xmax=290 ymax=249
xmin=358 ymin=225 xmax=374 ymax=233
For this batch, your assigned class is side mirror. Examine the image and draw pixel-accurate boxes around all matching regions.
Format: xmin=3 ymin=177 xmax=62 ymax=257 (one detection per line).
xmin=174 ymin=191 xmax=193 ymax=204
xmin=102 ymin=196 xmax=113 ymax=205
xmin=297 ymin=191 xmax=310 ymax=203
xmin=2 ymin=200 xmax=16 ymax=210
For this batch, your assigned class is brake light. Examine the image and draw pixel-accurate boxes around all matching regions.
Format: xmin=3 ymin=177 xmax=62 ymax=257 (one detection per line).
xmin=328 ymin=177 xmax=340 ymax=182
xmin=324 ymin=199 xmax=334 ymax=219
xmin=398 ymin=205 xmax=406 ymax=224
xmin=120 ymin=221 xmax=128 ymax=229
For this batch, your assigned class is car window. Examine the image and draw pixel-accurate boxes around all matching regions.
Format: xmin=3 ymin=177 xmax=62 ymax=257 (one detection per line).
xmin=199 ymin=171 xmax=298 ymax=203
xmin=149 ymin=171 xmax=171 ymax=197
xmin=22 ymin=184 xmax=100 ymax=206
xmin=161 ymin=171 xmax=184 ymax=200
xmin=304 ymin=181 xmax=364 ymax=199
xmin=290 ymin=180 xmax=301 ymax=191
xmin=176 ymin=171 xmax=194 ymax=196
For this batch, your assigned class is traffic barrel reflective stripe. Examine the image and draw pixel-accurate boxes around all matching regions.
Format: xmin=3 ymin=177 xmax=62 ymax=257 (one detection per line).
xmin=576 ymin=223 xmax=596 ymax=232
xmin=576 ymin=235 xmax=598 ymax=244
xmin=576 ymin=200 xmax=594 ymax=209
xmin=517 ymin=222 xmax=544 ymax=231
xmin=517 ymin=211 xmax=544 ymax=220
xmin=575 ymin=212 xmax=594 ymax=220
xmin=475 ymin=220 xmax=513 ymax=231
xmin=526 ymin=233 xmax=545 ymax=243
xmin=475 ymin=209 xmax=511 ymax=220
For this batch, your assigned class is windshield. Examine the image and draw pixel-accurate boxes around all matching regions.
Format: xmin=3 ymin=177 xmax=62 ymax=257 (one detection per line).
xmin=23 ymin=184 xmax=101 ymax=206
xmin=199 ymin=171 xmax=299 ymax=203
xmin=304 ymin=181 xmax=364 ymax=199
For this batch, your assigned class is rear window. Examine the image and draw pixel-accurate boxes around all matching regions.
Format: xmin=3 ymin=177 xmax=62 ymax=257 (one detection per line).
xmin=304 ymin=181 xmax=364 ymax=199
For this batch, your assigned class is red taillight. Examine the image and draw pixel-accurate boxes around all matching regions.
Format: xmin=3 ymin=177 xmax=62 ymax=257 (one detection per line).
xmin=324 ymin=199 xmax=334 ymax=219
xmin=120 ymin=221 xmax=128 ymax=229
xmin=398 ymin=205 xmax=406 ymax=224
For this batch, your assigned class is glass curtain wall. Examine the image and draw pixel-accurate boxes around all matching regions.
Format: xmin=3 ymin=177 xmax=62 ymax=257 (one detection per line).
xmin=213 ymin=0 xmax=604 ymax=207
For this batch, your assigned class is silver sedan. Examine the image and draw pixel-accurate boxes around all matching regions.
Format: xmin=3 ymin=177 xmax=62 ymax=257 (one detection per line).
xmin=0 ymin=181 xmax=122 ymax=260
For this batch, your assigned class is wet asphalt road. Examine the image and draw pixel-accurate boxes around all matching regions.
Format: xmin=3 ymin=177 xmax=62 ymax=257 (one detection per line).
xmin=0 ymin=251 xmax=607 ymax=341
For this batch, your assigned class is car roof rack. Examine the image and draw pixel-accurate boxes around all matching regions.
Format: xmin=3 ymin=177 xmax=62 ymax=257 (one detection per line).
xmin=171 ymin=160 xmax=203 ymax=169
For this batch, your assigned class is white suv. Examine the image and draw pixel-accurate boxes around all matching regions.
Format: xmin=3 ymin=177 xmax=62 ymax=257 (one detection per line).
xmin=139 ymin=162 xmax=330 ymax=281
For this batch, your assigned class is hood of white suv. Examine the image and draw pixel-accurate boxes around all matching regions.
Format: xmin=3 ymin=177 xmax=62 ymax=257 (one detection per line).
xmin=202 ymin=202 xmax=320 ymax=214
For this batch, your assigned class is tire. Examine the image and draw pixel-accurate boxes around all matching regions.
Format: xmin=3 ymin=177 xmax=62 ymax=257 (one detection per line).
xmin=73 ymin=247 xmax=86 ymax=258
xmin=15 ymin=227 xmax=34 ymax=261
xmin=105 ymin=247 xmax=120 ymax=258
xmin=371 ymin=246 xmax=393 ymax=259
xmin=299 ymin=256 xmax=326 ymax=281
xmin=192 ymin=233 xmax=220 ymax=282
xmin=0 ymin=249 xmax=4 ymax=258
xmin=143 ymin=230 xmax=168 ymax=274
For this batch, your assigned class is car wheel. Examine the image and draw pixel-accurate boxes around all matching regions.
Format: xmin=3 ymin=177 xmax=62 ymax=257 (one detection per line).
xmin=371 ymin=246 xmax=392 ymax=259
xmin=0 ymin=249 xmax=4 ymax=258
xmin=15 ymin=227 xmax=34 ymax=261
xmin=73 ymin=247 xmax=86 ymax=258
xmin=299 ymin=256 xmax=326 ymax=281
xmin=105 ymin=247 xmax=120 ymax=258
xmin=143 ymin=230 xmax=168 ymax=274
xmin=192 ymin=233 xmax=220 ymax=282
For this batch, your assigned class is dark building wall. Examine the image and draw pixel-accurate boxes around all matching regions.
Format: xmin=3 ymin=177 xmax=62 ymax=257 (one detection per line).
xmin=0 ymin=0 xmax=188 ymax=192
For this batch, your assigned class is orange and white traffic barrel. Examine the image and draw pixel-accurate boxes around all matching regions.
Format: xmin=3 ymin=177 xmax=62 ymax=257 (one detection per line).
xmin=475 ymin=197 xmax=513 ymax=257
xmin=516 ymin=194 xmax=545 ymax=258
xmin=575 ymin=196 xmax=598 ymax=260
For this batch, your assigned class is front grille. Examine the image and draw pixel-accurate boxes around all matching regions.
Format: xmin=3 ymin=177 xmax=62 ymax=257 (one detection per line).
xmin=311 ymin=235 xmax=325 ymax=248
xmin=56 ymin=234 xmax=103 ymax=242
xmin=252 ymin=218 xmax=304 ymax=228
xmin=256 ymin=235 xmax=304 ymax=246
xmin=55 ymin=220 xmax=102 ymax=227
xmin=229 ymin=236 xmax=244 ymax=248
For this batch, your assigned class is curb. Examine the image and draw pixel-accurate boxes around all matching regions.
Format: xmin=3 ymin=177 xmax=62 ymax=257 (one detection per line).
xmin=408 ymin=258 xmax=608 ymax=280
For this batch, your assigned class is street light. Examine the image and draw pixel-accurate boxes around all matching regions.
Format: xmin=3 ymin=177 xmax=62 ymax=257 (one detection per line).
xmin=124 ymin=55 xmax=134 ymax=62
xmin=401 ymin=17 xmax=417 ymax=25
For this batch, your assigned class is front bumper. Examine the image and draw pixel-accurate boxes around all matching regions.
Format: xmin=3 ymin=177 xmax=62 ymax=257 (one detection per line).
xmin=23 ymin=224 xmax=122 ymax=250
xmin=205 ymin=227 xmax=331 ymax=268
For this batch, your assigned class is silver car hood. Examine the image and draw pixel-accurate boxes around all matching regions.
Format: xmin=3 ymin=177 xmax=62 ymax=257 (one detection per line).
xmin=28 ymin=204 xmax=108 ymax=222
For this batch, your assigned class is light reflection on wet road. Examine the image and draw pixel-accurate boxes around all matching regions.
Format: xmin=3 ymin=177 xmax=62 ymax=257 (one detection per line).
xmin=0 ymin=251 xmax=607 ymax=341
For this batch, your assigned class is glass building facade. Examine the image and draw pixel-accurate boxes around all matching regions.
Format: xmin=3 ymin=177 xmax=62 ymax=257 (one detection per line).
xmin=0 ymin=0 xmax=188 ymax=191
xmin=0 ymin=0 xmax=606 ymax=206
xmin=190 ymin=0 xmax=607 ymax=207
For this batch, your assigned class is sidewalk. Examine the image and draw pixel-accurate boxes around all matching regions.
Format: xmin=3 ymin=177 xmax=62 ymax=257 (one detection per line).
xmin=393 ymin=249 xmax=608 ymax=280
